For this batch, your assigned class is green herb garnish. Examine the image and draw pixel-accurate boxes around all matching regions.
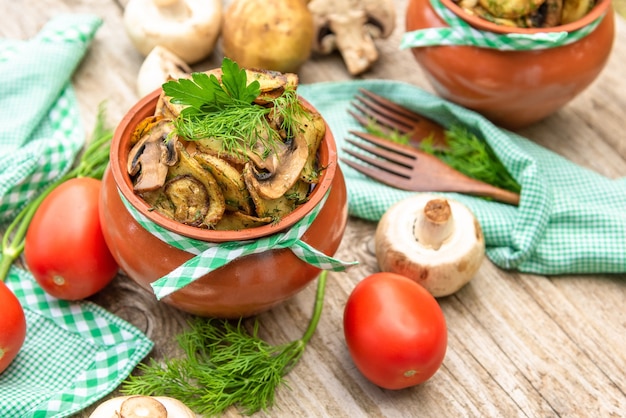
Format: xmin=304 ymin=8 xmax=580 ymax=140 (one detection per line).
xmin=164 ymin=58 xmax=261 ymax=115
xmin=122 ymin=270 xmax=329 ymax=417
xmin=367 ymin=120 xmax=520 ymax=193
xmin=420 ymin=125 xmax=521 ymax=193
xmin=162 ymin=58 xmax=306 ymax=161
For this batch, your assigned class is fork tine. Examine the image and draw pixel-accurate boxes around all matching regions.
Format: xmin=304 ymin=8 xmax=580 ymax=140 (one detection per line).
xmin=351 ymin=97 xmax=414 ymax=134
xmin=358 ymin=88 xmax=431 ymax=123
xmin=343 ymin=148 xmax=413 ymax=178
xmin=340 ymin=158 xmax=411 ymax=189
xmin=349 ymin=130 xmax=417 ymax=157
xmin=344 ymin=138 xmax=415 ymax=168
xmin=354 ymin=88 xmax=448 ymax=148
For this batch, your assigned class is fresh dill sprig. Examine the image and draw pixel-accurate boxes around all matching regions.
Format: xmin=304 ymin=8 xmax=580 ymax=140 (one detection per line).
xmin=162 ymin=58 xmax=305 ymax=161
xmin=368 ymin=119 xmax=520 ymax=194
xmin=122 ymin=271 xmax=329 ymax=417
xmin=420 ymin=124 xmax=521 ymax=193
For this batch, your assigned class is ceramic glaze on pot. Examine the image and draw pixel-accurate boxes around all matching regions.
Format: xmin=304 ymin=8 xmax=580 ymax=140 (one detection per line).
xmin=100 ymin=90 xmax=348 ymax=318
xmin=405 ymin=0 xmax=615 ymax=129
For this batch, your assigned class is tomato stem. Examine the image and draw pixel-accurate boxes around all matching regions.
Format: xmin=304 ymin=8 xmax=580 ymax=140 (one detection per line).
xmin=0 ymin=105 xmax=112 ymax=283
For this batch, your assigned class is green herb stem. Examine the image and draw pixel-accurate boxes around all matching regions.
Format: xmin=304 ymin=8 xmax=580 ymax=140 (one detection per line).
xmin=0 ymin=106 xmax=112 ymax=282
xmin=122 ymin=270 xmax=329 ymax=417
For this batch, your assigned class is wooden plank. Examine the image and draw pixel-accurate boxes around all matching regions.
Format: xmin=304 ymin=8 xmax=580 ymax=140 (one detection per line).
xmin=1 ymin=1 xmax=625 ymax=417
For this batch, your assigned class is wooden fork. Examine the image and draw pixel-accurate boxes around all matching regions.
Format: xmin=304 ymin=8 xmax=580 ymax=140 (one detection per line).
xmin=348 ymin=88 xmax=448 ymax=149
xmin=341 ymin=130 xmax=520 ymax=206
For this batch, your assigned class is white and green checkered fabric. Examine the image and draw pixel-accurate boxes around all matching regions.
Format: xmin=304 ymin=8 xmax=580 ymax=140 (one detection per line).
xmin=0 ymin=14 xmax=101 ymax=224
xmin=1 ymin=267 xmax=153 ymax=418
xmin=120 ymin=192 xmax=358 ymax=299
xmin=298 ymin=80 xmax=626 ymax=275
xmin=0 ymin=15 xmax=154 ymax=417
xmin=400 ymin=0 xmax=603 ymax=51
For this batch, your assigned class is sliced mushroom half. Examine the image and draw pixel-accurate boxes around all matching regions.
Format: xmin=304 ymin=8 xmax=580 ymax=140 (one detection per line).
xmin=243 ymin=125 xmax=309 ymax=201
xmin=167 ymin=141 xmax=226 ymax=227
xmin=127 ymin=118 xmax=179 ymax=192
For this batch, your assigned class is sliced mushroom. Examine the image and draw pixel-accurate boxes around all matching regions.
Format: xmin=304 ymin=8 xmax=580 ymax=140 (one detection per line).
xmin=375 ymin=195 xmax=485 ymax=297
xmin=242 ymin=127 xmax=309 ymax=201
xmin=164 ymin=175 xmax=211 ymax=226
xmin=127 ymin=118 xmax=179 ymax=192
xmin=168 ymin=141 xmax=225 ymax=227
xmin=308 ymin=0 xmax=396 ymax=75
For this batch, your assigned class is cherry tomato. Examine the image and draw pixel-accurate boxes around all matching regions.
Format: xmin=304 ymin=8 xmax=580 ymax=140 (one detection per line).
xmin=24 ymin=178 xmax=119 ymax=300
xmin=0 ymin=280 xmax=26 ymax=374
xmin=343 ymin=272 xmax=448 ymax=390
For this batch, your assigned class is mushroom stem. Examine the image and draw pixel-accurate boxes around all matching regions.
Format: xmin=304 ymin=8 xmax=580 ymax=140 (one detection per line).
xmin=414 ymin=198 xmax=454 ymax=250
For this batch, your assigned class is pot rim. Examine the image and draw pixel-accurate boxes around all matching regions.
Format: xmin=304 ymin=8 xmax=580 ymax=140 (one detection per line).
xmin=439 ymin=0 xmax=611 ymax=35
xmin=110 ymin=88 xmax=338 ymax=242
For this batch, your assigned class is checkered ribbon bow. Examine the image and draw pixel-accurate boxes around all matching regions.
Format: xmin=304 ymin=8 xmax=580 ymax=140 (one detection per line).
xmin=400 ymin=0 xmax=603 ymax=50
xmin=121 ymin=191 xmax=357 ymax=299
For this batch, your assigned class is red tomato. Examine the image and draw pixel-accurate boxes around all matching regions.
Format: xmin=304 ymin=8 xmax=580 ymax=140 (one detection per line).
xmin=0 ymin=280 xmax=26 ymax=374
xmin=24 ymin=178 xmax=119 ymax=300
xmin=343 ymin=272 xmax=448 ymax=390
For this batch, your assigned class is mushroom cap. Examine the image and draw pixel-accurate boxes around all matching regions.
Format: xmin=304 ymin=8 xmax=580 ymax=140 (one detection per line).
xmin=123 ymin=0 xmax=222 ymax=64
xmin=88 ymin=395 xmax=195 ymax=418
xmin=375 ymin=194 xmax=485 ymax=297
xmin=136 ymin=46 xmax=191 ymax=98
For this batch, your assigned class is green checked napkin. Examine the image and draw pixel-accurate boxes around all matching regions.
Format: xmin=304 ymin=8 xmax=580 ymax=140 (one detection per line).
xmin=298 ymin=80 xmax=626 ymax=275
xmin=1 ymin=268 xmax=153 ymax=418
xmin=120 ymin=192 xmax=357 ymax=299
xmin=400 ymin=0 xmax=603 ymax=50
xmin=0 ymin=14 xmax=153 ymax=417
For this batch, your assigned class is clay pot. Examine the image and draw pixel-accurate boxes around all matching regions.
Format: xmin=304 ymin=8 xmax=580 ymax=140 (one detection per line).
xmin=405 ymin=0 xmax=615 ymax=130
xmin=100 ymin=90 xmax=348 ymax=318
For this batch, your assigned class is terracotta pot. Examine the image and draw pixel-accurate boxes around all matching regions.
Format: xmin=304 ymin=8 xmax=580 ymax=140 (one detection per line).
xmin=405 ymin=0 xmax=615 ymax=130
xmin=100 ymin=90 xmax=348 ymax=318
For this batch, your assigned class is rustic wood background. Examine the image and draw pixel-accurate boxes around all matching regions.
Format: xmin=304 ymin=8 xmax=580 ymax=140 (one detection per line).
xmin=2 ymin=1 xmax=625 ymax=417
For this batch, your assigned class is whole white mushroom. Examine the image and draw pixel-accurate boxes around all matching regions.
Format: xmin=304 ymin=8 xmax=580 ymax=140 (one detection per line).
xmin=89 ymin=395 xmax=195 ymax=418
xmin=136 ymin=46 xmax=191 ymax=98
xmin=375 ymin=194 xmax=485 ymax=297
xmin=123 ymin=0 xmax=222 ymax=65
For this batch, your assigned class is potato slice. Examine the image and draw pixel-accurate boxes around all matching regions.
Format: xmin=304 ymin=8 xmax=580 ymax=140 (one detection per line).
xmin=246 ymin=178 xmax=310 ymax=220
xmin=214 ymin=211 xmax=273 ymax=230
xmin=298 ymin=111 xmax=326 ymax=183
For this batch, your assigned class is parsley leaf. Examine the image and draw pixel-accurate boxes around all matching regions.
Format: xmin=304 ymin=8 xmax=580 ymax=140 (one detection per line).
xmin=162 ymin=58 xmax=261 ymax=116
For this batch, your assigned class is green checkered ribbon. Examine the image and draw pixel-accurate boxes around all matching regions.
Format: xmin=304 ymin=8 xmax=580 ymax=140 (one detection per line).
xmin=400 ymin=0 xmax=603 ymax=50
xmin=298 ymin=80 xmax=626 ymax=275
xmin=0 ymin=15 xmax=153 ymax=418
xmin=120 ymin=191 xmax=358 ymax=299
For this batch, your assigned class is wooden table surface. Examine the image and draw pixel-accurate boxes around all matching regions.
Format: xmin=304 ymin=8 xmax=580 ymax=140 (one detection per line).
xmin=3 ymin=1 xmax=626 ymax=417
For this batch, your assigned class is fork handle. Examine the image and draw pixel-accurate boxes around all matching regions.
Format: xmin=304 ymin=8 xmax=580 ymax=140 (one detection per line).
xmin=459 ymin=182 xmax=520 ymax=205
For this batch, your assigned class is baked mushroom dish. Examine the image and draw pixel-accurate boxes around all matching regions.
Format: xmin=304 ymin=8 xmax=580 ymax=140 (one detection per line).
xmin=127 ymin=59 xmax=325 ymax=230
xmin=453 ymin=0 xmax=597 ymax=28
